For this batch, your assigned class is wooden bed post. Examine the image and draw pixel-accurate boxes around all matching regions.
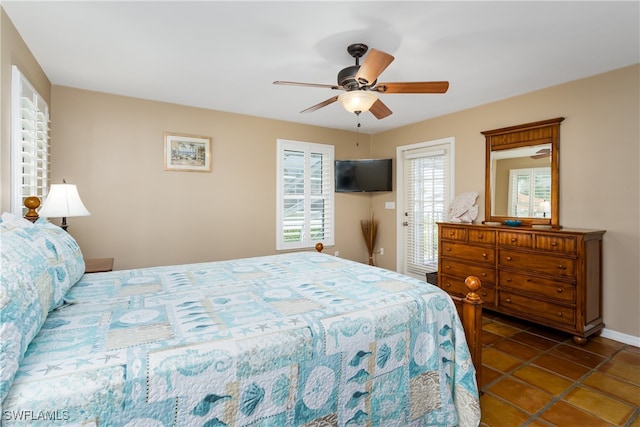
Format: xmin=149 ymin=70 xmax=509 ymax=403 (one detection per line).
xmin=24 ymin=196 xmax=41 ymax=223
xmin=461 ymin=275 xmax=483 ymax=390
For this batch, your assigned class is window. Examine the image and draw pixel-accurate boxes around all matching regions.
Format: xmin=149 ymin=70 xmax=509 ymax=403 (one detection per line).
xmin=398 ymin=138 xmax=453 ymax=278
xmin=11 ymin=66 xmax=50 ymax=215
xmin=276 ymin=139 xmax=334 ymax=250
xmin=507 ymin=167 xmax=551 ymax=217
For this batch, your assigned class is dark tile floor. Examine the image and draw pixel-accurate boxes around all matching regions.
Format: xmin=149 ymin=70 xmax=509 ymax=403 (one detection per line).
xmin=479 ymin=311 xmax=640 ymax=426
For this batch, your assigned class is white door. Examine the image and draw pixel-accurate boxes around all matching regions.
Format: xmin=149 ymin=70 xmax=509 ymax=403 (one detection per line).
xmin=396 ymin=138 xmax=453 ymax=280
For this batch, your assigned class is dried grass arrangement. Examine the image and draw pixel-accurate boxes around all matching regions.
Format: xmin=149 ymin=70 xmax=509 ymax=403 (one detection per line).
xmin=360 ymin=214 xmax=378 ymax=266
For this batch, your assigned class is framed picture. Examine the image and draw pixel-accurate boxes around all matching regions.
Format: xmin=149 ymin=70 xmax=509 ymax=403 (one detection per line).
xmin=164 ymin=132 xmax=212 ymax=172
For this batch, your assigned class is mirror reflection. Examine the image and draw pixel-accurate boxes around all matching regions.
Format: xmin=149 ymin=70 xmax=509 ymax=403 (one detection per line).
xmin=491 ymin=144 xmax=552 ymax=218
xmin=483 ymin=117 xmax=563 ymax=227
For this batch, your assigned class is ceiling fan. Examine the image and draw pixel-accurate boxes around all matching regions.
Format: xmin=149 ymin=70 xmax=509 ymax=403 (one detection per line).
xmin=273 ymin=43 xmax=449 ymax=120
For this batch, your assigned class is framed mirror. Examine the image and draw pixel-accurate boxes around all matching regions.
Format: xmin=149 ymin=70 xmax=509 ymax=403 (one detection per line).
xmin=482 ymin=117 xmax=564 ymax=228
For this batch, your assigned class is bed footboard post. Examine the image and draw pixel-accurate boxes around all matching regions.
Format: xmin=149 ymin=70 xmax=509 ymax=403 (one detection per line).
xmin=462 ymin=275 xmax=483 ymax=390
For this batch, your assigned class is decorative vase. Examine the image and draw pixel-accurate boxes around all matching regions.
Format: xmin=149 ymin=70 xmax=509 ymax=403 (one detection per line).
xmin=360 ymin=214 xmax=378 ymax=266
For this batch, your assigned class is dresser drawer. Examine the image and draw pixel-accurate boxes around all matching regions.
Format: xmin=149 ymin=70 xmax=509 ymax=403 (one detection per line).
xmin=499 ymin=231 xmax=533 ymax=248
xmin=441 ymin=226 xmax=468 ymax=241
xmin=441 ymin=275 xmax=496 ymax=306
xmin=499 ymin=292 xmax=575 ymax=326
xmin=441 ymin=259 xmax=495 ymax=283
xmin=498 ymin=271 xmax=575 ymax=302
xmin=499 ymin=250 xmax=576 ymax=279
xmin=442 ymin=242 xmax=495 ymax=264
xmin=535 ymin=234 xmax=577 ymax=254
xmin=469 ymin=229 xmax=496 ymax=244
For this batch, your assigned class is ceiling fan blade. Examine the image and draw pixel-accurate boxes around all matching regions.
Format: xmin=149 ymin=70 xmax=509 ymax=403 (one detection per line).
xmin=369 ymin=99 xmax=392 ymax=120
xmin=531 ymin=148 xmax=551 ymax=159
xmin=274 ymin=80 xmax=342 ymax=90
xmin=300 ymin=96 xmax=339 ymax=113
xmin=374 ymin=81 xmax=449 ymax=94
xmin=355 ymin=48 xmax=395 ymax=85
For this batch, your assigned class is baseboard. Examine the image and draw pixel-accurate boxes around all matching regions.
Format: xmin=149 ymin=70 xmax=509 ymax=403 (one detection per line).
xmin=600 ymin=328 xmax=640 ymax=347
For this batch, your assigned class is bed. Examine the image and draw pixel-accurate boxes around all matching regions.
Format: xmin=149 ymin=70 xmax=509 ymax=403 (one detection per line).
xmin=1 ymin=202 xmax=482 ymax=426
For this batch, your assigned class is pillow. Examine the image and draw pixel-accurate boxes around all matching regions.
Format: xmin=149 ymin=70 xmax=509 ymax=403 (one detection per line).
xmin=0 ymin=216 xmax=85 ymax=404
xmin=29 ymin=222 xmax=86 ymax=307
xmin=4 ymin=218 xmax=85 ymax=310
xmin=0 ymin=227 xmax=53 ymax=403
xmin=0 ymin=212 xmax=36 ymax=232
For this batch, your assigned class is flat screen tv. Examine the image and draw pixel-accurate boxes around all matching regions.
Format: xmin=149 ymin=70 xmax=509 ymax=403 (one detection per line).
xmin=335 ymin=158 xmax=393 ymax=192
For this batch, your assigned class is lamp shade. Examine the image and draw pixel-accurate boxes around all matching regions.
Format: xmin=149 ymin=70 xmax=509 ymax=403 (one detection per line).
xmin=38 ymin=184 xmax=91 ymax=218
xmin=338 ymin=91 xmax=378 ymax=113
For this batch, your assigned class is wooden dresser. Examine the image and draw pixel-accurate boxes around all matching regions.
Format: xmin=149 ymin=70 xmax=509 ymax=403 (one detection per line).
xmin=437 ymin=222 xmax=605 ymax=344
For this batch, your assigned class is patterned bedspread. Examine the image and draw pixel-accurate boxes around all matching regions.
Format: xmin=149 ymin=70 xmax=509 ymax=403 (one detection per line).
xmin=3 ymin=252 xmax=480 ymax=426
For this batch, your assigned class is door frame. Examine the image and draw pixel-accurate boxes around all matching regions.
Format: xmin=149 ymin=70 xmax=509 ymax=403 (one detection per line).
xmin=395 ymin=137 xmax=455 ymax=277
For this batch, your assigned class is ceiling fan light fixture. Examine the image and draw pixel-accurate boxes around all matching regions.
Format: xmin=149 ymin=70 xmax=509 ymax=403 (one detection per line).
xmin=338 ymin=90 xmax=378 ymax=114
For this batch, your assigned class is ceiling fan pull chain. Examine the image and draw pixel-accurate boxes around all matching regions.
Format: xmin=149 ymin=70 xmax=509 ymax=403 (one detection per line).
xmin=355 ymin=112 xmax=361 ymax=146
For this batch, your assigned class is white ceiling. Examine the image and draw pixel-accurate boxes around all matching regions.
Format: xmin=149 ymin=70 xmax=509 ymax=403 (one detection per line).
xmin=3 ymin=1 xmax=639 ymax=134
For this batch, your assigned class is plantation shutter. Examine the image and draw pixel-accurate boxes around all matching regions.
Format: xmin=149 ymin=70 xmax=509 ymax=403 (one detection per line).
xmin=508 ymin=167 xmax=551 ymax=217
xmin=533 ymin=169 xmax=552 ymax=217
xmin=277 ymin=140 xmax=334 ymax=250
xmin=405 ymin=146 xmax=449 ymax=276
xmin=11 ymin=66 xmax=50 ymax=215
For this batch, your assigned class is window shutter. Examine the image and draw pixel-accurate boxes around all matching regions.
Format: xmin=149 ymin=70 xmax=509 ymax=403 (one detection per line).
xmin=533 ymin=169 xmax=551 ymax=216
xmin=277 ymin=140 xmax=334 ymax=250
xmin=11 ymin=66 xmax=50 ymax=215
xmin=405 ymin=146 xmax=449 ymax=276
xmin=508 ymin=167 xmax=551 ymax=217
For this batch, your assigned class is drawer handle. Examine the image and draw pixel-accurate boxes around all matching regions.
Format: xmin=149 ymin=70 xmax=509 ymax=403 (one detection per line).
xmin=478 ymin=234 xmax=484 ymax=239
xmin=445 ymin=282 xmax=452 ymax=288
xmin=445 ymin=265 xmax=451 ymax=269
xmin=449 ymin=232 xmax=455 ymax=236
xmin=557 ymin=312 xmax=563 ymax=317
xmin=481 ymin=291 xmax=488 ymax=297
xmin=505 ymin=298 xmax=512 ymax=303
xmin=551 ymin=242 xmax=558 ymax=246
xmin=511 ymin=238 xmax=517 ymax=242
xmin=506 ymin=256 xmax=512 ymax=261
xmin=446 ymin=248 xmax=452 ymax=252
xmin=557 ymin=264 xmax=566 ymax=270
xmin=506 ymin=278 xmax=512 ymax=282
xmin=482 ymin=253 xmax=488 ymax=258
xmin=556 ymin=288 xmax=563 ymax=293
xmin=481 ymin=273 xmax=487 ymax=277
xmin=526 ymin=278 xmax=532 ymax=282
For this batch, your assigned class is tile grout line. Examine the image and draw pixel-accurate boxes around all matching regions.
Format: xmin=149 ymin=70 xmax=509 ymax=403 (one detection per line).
xmin=483 ymin=331 xmax=572 ymax=426
xmin=481 ymin=317 xmax=639 ymax=426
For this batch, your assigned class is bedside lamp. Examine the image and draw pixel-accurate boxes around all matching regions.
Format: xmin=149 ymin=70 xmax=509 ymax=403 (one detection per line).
xmin=38 ymin=180 xmax=91 ymax=231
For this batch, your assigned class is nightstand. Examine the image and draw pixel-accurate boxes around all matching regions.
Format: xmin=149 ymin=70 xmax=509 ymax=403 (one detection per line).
xmin=84 ymin=258 xmax=114 ymax=273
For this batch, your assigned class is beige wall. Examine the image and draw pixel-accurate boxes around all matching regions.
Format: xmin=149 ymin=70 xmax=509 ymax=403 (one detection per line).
xmin=371 ymin=65 xmax=640 ymax=339
xmin=1 ymin=8 xmax=51 ymax=211
xmin=50 ymin=87 xmax=374 ymax=268
xmin=3 ymin=6 xmax=638 ymax=339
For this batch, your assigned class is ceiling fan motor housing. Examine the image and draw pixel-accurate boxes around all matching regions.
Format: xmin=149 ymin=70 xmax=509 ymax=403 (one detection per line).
xmin=338 ymin=65 xmax=360 ymax=91
xmin=338 ymin=43 xmax=371 ymax=91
